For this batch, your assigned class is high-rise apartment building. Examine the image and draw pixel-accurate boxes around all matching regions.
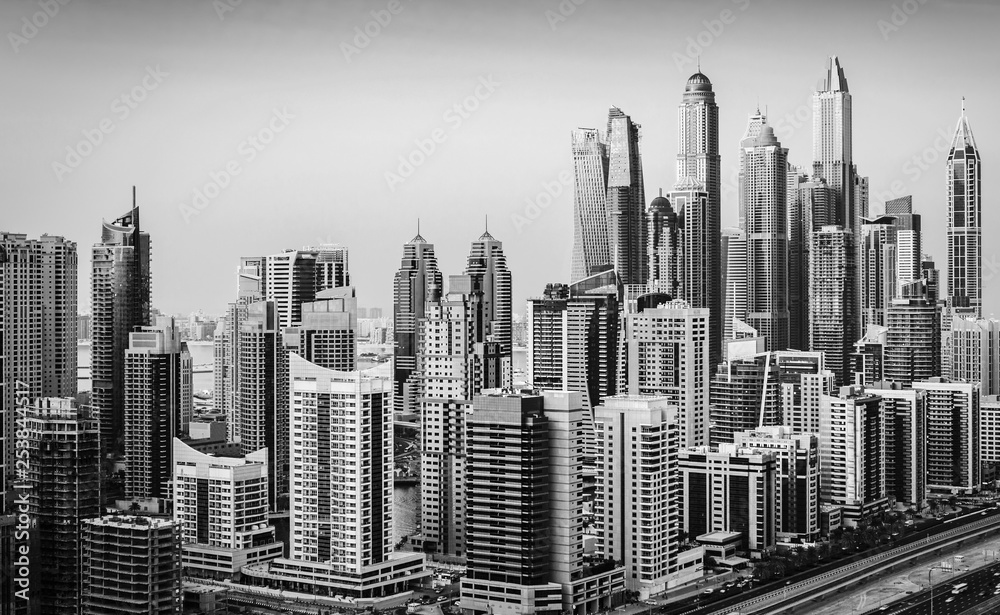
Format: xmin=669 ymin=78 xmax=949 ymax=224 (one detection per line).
xmin=720 ymin=228 xmax=747 ymax=345
xmin=776 ymin=350 xmax=833 ymax=435
xmin=947 ymin=103 xmax=982 ymax=316
xmin=851 ymin=325 xmax=888 ymax=386
xmin=92 ymin=204 xmax=150 ymax=456
xmin=869 ymin=382 xmax=926 ymax=507
xmin=647 ymin=193 xmax=681 ymax=298
xmin=238 ymin=300 xmax=288 ymax=511
xmin=570 ymin=128 xmax=611 ymax=283
xmin=461 ymin=390 xmax=626 ymax=615
xmin=242 ymin=356 xmax=426 ymax=597
xmin=419 ymin=276 xmax=506 ymax=560
xmin=624 ymin=299 xmax=710 ymax=447
xmin=23 ymin=398 xmax=100 ymax=614
xmin=860 ymin=216 xmax=898 ymax=331
xmin=885 ymin=283 xmax=940 ymax=387
xmin=676 ymin=71 xmax=721 ymax=364
xmin=951 ymin=317 xmax=1000 ymax=396
xmin=0 ymin=233 xmax=78 ymax=505
xmin=80 ymin=515 xmax=182 ymax=615
xmin=606 ymin=108 xmax=646 ymax=286
xmin=812 ymin=56 xmax=856 ymax=235
xmin=679 ymin=444 xmax=776 ymax=556
xmin=173 ymin=439 xmax=283 ymax=580
xmin=285 ymin=287 xmax=358 ymax=372
xmin=124 ymin=316 xmax=192 ymax=500
xmin=709 ymin=351 xmax=780 ymax=446
xmin=594 ymin=396 xmax=684 ymax=596
xmin=465 ymin=230 xmax=513 ymax=360
xmin=914 ymin=379 xmax=980 ymax=496
xmin=885 ymin=196 xmax=922 ymax=291
xmin=265 ymin=245 xmax=350 ymax=330
xmin=819 ymin=386 xmax=888 ymax=525
xmin=787 ymin=165 xmax=809 ymax=351
xmin=393 ymin=232 xmax=442 ymax=416
xmin=810 ymin=226 xmax=856 ymax=386
xmin=734 ymin=427 xmax=819 ymax=542
xmin=739 ymin=112 xmax=788 ymax=351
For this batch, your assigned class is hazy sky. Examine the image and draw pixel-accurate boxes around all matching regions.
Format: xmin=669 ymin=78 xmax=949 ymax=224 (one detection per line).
xmin=2 ymin=0 xmax=997 ymax=318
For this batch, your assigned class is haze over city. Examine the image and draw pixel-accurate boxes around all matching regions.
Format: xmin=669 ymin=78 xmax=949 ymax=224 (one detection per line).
xmin=2 ymin=0 xmax=997 ymax=316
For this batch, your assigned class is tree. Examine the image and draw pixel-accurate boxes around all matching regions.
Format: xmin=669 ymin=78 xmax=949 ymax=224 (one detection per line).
xmin=129 ymin=501 xmax=141 ymax=513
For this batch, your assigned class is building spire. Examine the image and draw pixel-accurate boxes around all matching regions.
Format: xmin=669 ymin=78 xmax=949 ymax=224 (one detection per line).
xmin=962 ymin=96 xmax=966 ymax=116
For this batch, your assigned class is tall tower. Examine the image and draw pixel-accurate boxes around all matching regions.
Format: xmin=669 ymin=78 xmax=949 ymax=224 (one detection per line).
xmin=947 ymin=101 xmax=982 ymax=316
xmin=91 ymin=200 xmax=151 ymax=457
xmin=0 ymin=233 xmax=78 ymax=505
xmin=739 ymin=112 xmax=789 ymax=351
xmin=647 ymin=193 xmax=681 ymax=298
xmin=465 ymin=230 xmax=513 ymax=361
xmin=720 ymin=228 xmax=747 ymax=346
xmin=812 ymin=57 xmax=855 ymax=233
xmin=810 ymin=226 xmax=856 ymax=387
xmin=124 ymin=317 xmax=192 ymax=500
xmin=570 ymin=128 xmax=611 ymax=283
xmin=677 ymin=71 xmax=722 ymax=365
xmin=24 ymin=398 xmax=100 ymax=615
xmin=393 ymin=231 xmax=442 ymax=416
xmin=606 ymin=108 xmax=647 ymax=286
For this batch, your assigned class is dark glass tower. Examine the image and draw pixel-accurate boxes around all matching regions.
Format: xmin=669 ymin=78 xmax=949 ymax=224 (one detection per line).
xmin=606 ymin=108 xmax=647 ymax=286
xmin=393 ymin=231 xmax=442 ymax=416
xmin=947 ymin=101 xmax=982 ymax=316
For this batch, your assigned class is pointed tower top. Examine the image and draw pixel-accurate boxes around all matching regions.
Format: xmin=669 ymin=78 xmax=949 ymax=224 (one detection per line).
xmin=409 ymin=218 xmax=426 ymax=244
xmin=822 ymin=56 xmax=849 ymax=93
xmin=950 ymin=99 xmax=978 ymax=153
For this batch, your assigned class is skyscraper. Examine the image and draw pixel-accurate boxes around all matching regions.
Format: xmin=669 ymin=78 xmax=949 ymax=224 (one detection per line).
xmin=284 ymin=287 xmax=358 ymax=372
xmin=886 ymin=196 xmax=922 ymax=291
xmin=625 ymin=299 xmax=710 ymax=448
xmin=647 ymin=193 xmax=681 ymax=298
xmin=23 ymin=398 xmax=100 ymax=614
xmin=238 ymin=300 xmax=288 ymax=511
xmin=264 ymin=245 xmax=350 ymax=331
xmin=869 ymin=382 xmax=926 ymax=508
xmin=810 ymin=226 xmax=856 ymax=387
xmin=465 ymin=230 xmax=513 ymax=361
xmin=124 ymin=317 xmax=192 ymax=500
xmin=80 ymin=516 xmax=181 ymax=615
xmin=739 ymin=112 xmax=788 ymax=351
xmin=173 ymin=439 xmax=283 ymax=580
xmin=0 ymin=232 xmax=78 ymax=505
xmin=819 ymin=386 xmax=888 ymax=525
xmin=787 ymin=165 xmax=809 ymax=351
xmin=594 ymin=396 xmax=683 ymax=596
xmin=860 ymin=216 xmax=898 ymax=331
xmin=462 ymin=390 xmax=625 ymax=614
xmin=677 ymin=71 xmax=722 ymax=364
xmin=709 ymin=351 xmax=780 ymax=446
xmin=242 ymin=356 xmax=426 ymax=597
xmin=885 ymin=282 xmax=940 ymax=387
xmin=947 ymin=101 xmax=982 ymax=316
xmin=812 ymin=56 xmax=855 ymax=233
xmin=720 ymin=228 xmax=747 ymax=345
xmin=393 ymin=231 xmax=442 ymax=416
xmin=570 ymin=128 xmax=611 ymax=283
xmin=92 ymin=202 xmax=151 ymax=456
xmin=914 ymin=380 xmax=979 ymax=496
xmin=606 ymin=108 xmax=647 ymax=286
xmin=951 ymin=317 xmax=1000 ymax=396
xmin=419 ymin=276 xmax=506 ymax=559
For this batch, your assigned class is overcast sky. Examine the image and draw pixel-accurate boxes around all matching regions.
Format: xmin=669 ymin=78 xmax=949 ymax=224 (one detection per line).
xmin=2 ymin=0 xmax=997 ymax=318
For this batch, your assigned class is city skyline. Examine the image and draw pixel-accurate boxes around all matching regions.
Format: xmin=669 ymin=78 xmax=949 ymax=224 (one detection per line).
xmin=2 ymin=0 xmax=997 ymax=317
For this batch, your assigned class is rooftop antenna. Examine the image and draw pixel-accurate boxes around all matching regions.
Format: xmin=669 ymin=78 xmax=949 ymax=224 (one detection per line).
xmin=485 ymin=214 xmax=489 ymax=234
xmin=417 ymin=218 xmax=420 ymax=236
xmin=697 ymin=56 xmax=701 ymax=72
xmin=962 ymin=96 xmax=966 ymax=116
xmin=132 ymin=185 xmax=136 ymax=208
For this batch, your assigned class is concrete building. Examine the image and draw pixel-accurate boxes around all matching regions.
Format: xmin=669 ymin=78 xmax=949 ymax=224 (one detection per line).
xmin=776 ymin=350 xmax=833 ymax=435
xmin=851 ymin=325 xmax=888 ymax=386
xmin=606 ymin=108 xmax=647 ymax=287
xmin=819 ymin=386 xmax=888 ymax=525
xmin=885 ymin=283 xmax=940 ymax=387
xmin=570 ymin=128 xmax=611 ymax=284
xmin=625 ymin=299 xmax=710 ymax=447
xmin=980 ymin=396 xmax=1000 ymax=482
xmin=913 ymin=379 xmax=980 ymax=496
xmin=869 ymin=382 xmax=926 ymax=508
xmin=284 ymin=287 xmax=358 ymax=372
xmin=678 ymin=444 xmax=776 ymax=557
xmin=91 ymin=204 xmax=151 ymax=457
xmin=739 ymin=112 xmax=788 ymax=351
xmin=860 ymin=216 xmax=898 ymax=331
xmin=419 ymin=275 xmax=507 ymax=560
xmin=810 ymin=226 xmax=856 ymax=387
xmin=721 ymin=228 xmax=747 ymax=347
xmin=951 ymin=317 xmax=1000 ymax=396
xmin=947 ymin=103 xmax=982 ymax=317
xmin=595 ymin=396 xmax=696 ymax=596
xmin=734 ymin=427 xmax=820 ymax=542
xmin=80 ymin=515 xmax=181 ymax=615
xmin=461 ymin=390 xmax=626 ymax=615
xmin=124 ymin=316 xmax=192 ymax=500
xmin=23 ymin=398 xmax=100 ymax=614
xmin=242 ymin=356 xmax=427 ymax=599
xmin=393 ymin=231 xmax=442 ymax=416
xmin=709 ymin=351 xmax=780 ymax=446
xmin=173 ymin=439 xmax=283 ymax=580
xmin=0 ymin=232 xmax=78 ymax=513
xmin=647 ymin=193 xmax=681 ymax=300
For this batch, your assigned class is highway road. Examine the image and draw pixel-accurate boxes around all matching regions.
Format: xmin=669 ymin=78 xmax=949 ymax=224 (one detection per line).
xmin=867 ymin=561 xmax=1000 ymax=615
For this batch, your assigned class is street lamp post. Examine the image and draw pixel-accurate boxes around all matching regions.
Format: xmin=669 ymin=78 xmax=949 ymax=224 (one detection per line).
xmin=928 ymin=564 xmax=955 ymax=615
